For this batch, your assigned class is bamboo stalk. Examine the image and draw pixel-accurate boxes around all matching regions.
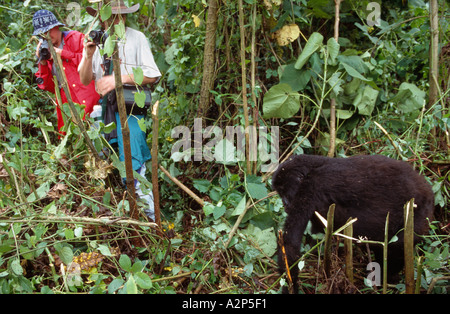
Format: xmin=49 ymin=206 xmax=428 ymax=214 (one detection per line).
xmin=278 ymin=230 xmax=294 ymax=294
xmin=151 ymin=101 xmax=161 ymax=226
xmin=382 ymin=212 xmax=389 ymax=294
xmin=344 ymin=217 xmax=354 ymax=284
xmin=237 ymin=0 xmax=251 ymax=174
xmin=198 ymin=0 xmax=219 ymax=116
xmin=328 ymin=0 xmax=341 ymax=157
xmin=107 ymin=18 xmax=138 ymax=221
xmin=404 ymin=198 xmax=415 ymax=294
xmin=2 ymin=215 xmax=158 ymax=228
xmin=250 ymin=2 xmax=258 ymax=174
xmin=415 ymin=256 xmax=424 ymax=294
xmin=429 ymin=0 xmax=439 ymax=109
xmin=323 ymin=204 xmax=335 ymax=277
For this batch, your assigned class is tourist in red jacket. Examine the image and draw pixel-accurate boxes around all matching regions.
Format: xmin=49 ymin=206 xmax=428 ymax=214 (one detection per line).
xmin=33 ymin=10 xmax=99 ymax=134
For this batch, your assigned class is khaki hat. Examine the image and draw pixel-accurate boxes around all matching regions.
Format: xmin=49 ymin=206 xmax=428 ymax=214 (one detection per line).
xmin=86 ymin=0 xmax=140 ymax=17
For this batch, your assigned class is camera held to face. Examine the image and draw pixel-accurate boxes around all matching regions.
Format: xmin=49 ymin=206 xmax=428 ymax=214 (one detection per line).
xmin=89 ymin=30 xmax=108 ymax=45
xmin=38 ymin=40 xmax=51 ymax=62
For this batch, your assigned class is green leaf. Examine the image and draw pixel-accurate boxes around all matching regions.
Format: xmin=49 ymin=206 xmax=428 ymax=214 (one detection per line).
xmin=294 ymin=32 xmax=324 ymax=70
xmin=327 ymin=37 xmax=340 ymax=65
xmin=246 ymin=175 xmax=268 ymax=200
xmin=108 ymin=278 xmax=125 ymax=294
xmin=10 ymin=259 xmax=23 ymax=276
xmin=58 ymin=247 xmax=73 ymax=265
xmin=125 ymin=274 xmax=138 ymax=294
xmin=100 ymin=4 xmax=112 ymax=21
xmin=353 ymin=85 xmax=379 ymax=116
xmin=263 ymin=83 xmax=300 ymax=119
xmin=279 ymin=63 xmax=311 ymax=92
xmin=64 ymin=229 xmax=74 ymax=240
xmin=214 ymin=138 xmax=237 ymax=165
xmin=134 ymin=91 xmax=147 ymax=108
xmin=213 ymin=205 xmax=226 ymax=220
xmin=132 ymin=67 xmax=144 ymax=85
xmin=135 ymin=272 xmax=152 ymax=289
xmin=137 ymin=117 xmax=146 ymax=133
xmin=336 ymin=109 xmax=354 ymax=120
xmin=193 ymin=179 xmax=211 ymax=193
xmin=98 ymin=244 xmax=112 ymax=257
xmin=244 ymin=225 xmax=277 ymax=257
xmin=26 ymin=181 xmax=50 ymax=203
xmin=231 ymin=195 xmax=246 ymax=216
xmin=103 ymin=35 xmax=114 ymax=57
xmin=203 ymin=202 xmax=215 ymax=216
xmin=389 ymin=82 xmax=426 ymax=113
xmin=119 ymin=254 xmax=132 ymax=272
xmin=341 ymin=62 xmax=371 ymax=82
xmin=114 ymin=21 xmax=126 ymax=39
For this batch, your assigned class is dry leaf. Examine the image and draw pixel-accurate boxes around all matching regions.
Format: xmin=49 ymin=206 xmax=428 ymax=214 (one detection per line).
xmin=84 ymin=156 xmax=113 ymax=180
xmin=275 ymin=24 xmax=300 ymax=46
xmin=192 ymin=14 xmax=201 ymax=28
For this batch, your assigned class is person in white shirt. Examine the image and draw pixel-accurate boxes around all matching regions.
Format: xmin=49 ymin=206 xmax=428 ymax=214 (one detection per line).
xmin=79 ymin=0 xmax=161 ymax=221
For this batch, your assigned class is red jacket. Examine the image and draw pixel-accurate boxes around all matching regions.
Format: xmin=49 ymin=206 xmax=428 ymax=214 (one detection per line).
xmin=35 ymin=31 xmax=100 ymax=133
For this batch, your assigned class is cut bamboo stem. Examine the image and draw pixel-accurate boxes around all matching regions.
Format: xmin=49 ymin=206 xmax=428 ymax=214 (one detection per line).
xmin=382 ymin=212 xmax=389 ymax=294
xmin=151 ymin=101 xmax=161 ymax=226
xmin=323 ymin=204 xmax=335 ymax=277
xmin=344 ymin=217 xmax=354 ymax=284
xmin=278 ymin=230 xmax=294 ymax=294
xmin=237 ymin=0 xmax=251 ymax=174
xmin=404 ymin=198 xmax=415 ymax=294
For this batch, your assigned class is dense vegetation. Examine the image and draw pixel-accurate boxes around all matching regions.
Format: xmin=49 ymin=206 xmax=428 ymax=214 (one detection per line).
xmin=0 ymin=0 xmax=449 ymax=294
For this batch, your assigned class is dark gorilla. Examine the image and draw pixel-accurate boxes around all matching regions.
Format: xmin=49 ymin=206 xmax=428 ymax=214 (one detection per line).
xmin=272 ymin=154 xmax=434 ymax=293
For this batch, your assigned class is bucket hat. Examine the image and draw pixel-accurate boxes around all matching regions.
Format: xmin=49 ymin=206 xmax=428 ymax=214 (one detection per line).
xmin=86 ymin=0 xmax=140 ymax=17
xmin=32 ymin=10 xmax=65 ymax=36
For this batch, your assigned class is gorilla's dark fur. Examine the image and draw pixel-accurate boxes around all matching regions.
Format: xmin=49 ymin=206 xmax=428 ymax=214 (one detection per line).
xmin=272 ymin=155 xmax=434 ymax=293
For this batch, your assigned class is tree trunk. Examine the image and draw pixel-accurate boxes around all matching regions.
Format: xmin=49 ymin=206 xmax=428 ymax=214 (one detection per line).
xmin=198 ymin=0 xmax=219 ymax=117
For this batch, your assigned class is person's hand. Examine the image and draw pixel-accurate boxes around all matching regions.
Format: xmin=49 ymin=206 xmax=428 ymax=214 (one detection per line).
xmin=83 ymin=40 xmax=97 ymax=59
xmin=96 ymin=75 xmax=116 ymax=96
xmin=54 ymin=47 xmax=62 ymax=56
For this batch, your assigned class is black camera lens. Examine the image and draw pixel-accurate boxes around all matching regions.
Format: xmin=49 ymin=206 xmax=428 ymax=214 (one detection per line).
xmin=39 ymin=47 xmax=51 ymax=61
xmin=89 ymin=30 xmax=106 ymax=45
xmin=36 ymin=77 xmax=44 ymax=85
xmin=38 ymin=40 xmax=51 ymax=61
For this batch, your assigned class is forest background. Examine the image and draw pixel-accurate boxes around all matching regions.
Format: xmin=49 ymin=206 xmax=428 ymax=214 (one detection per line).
xmin=0 ymin=0 xmax=449 ymax=294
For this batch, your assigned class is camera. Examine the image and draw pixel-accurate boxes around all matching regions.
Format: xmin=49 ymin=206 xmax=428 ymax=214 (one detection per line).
xmin=89 ymin=30 xmax=108 ymax=45
xmin=38 ymin=40 xmax=51 ymax=62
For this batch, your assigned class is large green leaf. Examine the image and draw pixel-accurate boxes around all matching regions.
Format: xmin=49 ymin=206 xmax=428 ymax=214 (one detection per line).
xmin=294 ymin=32 xmax=324 ymax=70
xmin=327 ymin=37 xmax=340 ymax=65
xmin=341 ymin=62 xmax=370 ymax=82
xmin=263 ymin=84 xmax=300 ymax=119
xmin=353 ymin=85 xmax=379 ymax=116
xmin=246 ymin=175 xmax=268 ymax=200
xmin=279 ymin=63 xmax=311 ymax=91
xmin=243 ymin=225 xmax=277 ymax=257
xmin=389 ymin=82 xmax=426 ymax=113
